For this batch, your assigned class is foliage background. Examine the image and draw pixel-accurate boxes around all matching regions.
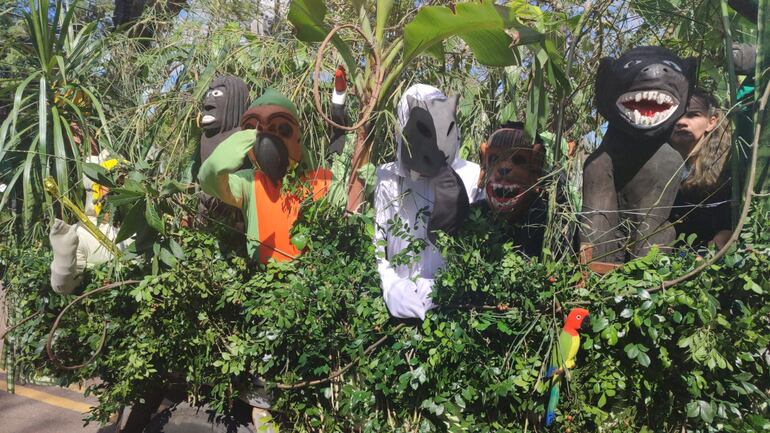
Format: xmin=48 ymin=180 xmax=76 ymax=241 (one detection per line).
xmin=1 ymin=0 xmax=769 ymax=432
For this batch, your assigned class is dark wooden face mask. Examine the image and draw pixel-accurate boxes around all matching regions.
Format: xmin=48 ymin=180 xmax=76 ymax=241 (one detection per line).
xmin=201 ymin=75 xmax=249 ymax=134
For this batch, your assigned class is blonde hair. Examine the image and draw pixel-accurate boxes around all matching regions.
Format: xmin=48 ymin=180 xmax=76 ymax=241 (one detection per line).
xmin=681 ymin=109 xmax=732 ymax=197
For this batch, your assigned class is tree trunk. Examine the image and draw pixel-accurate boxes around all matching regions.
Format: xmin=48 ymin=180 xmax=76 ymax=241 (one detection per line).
xmin=345 ymin=125 xmax=371 ymax=213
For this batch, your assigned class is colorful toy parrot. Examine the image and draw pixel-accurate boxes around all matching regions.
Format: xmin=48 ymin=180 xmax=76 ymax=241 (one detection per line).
xmin=545 ymin=307 xmax=589 ymax=426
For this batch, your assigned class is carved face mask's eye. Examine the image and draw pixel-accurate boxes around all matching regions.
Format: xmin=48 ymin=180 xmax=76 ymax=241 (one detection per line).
xmin=512 ymin=154 xmax=527 ymax=165
xmin=209 ymin=89 xmax=224 ymax=97
xmin=277 ymin=123 xmax=293 ymax=137
xmin=662 ymin=60 xmax=683 ymax=72
xmin=417 ymin=121 xmax=433 ymax=138
xmin=623 ymin=60 xmax=642 ymax=69
xmin=489 ymin=154 xmax=499 ymax=166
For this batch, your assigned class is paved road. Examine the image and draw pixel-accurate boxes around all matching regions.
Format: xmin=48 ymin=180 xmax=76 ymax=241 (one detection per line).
xmin=0 ymin=371 xmax=116 ymax=433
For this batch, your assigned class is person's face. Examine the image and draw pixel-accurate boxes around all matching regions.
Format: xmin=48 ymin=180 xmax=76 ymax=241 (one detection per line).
xmin=670 ymin=104 xmax=718 ymax=152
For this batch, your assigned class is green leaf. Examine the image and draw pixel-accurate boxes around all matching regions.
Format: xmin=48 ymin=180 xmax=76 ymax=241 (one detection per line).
xmin=376 ymin=0 xmax=394 ymax=47
xmin=287 ymin=0 xmax=357 ymax=75
xmin=115 ymin=200 xmax=145 ymax=244
xmin=160 ymin=180 xmax=188 ymax=196
xmin=685 ymin=400 xmax=715 ymax=423
xmin=82 ymin=162 xmax=114 ymax=188
xmin=496 ymin=321 xmax=513 ymax=335
xmin=288 ymin=0 xmax=328 ymax=41
xmin=169 ymin=239 xmax=185 ymax=259
xmin=742 ymin=276 xmax=763 ymax=293
xmin=37 ymin=75 xmax=47 ymax=166
xmin=699 ymin=400 xmax=715 ymax=423
xmin=523 ymin=61 xmax=544 ymax=140
xmin=592 ymin=315 xmax=609 ymax=332
xmin=108 ymin=188 xmax=144 ymax=207
xmin=144 ymin=198 xmax=165 ymax=234
xmin=291 ymin=233 xmax=308 ymax=251
xmin=672 ymin=311 xmax=683 ymax=323
xmin=686 ymin=401 xmax=700 ymax=418
xmin=158 ymin=246 xmax=178 ymax=268
xmin=403 ymin=0 xmax=542 ymax=66
xmin=625 ymin=343 xmax=640 ymax=359
xmin=598 ymin=392 xmax=607 ymax=407
xmin=50 ymin=107 xmax=69 ymax=204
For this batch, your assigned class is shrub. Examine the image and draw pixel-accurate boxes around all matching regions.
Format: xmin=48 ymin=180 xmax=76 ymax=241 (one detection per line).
xmin=2 ymin=201 xmax=769 ymax=432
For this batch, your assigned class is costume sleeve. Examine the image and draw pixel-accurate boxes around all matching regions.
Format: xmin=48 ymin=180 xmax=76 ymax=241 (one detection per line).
xmin=49 ymin=219 xmax=85 ymax=294
xmin=198 ymin=130 xmax=254 ymax=208
xmin=373 ymin=174 xmax=428 ymax=320
xmin=326 ymin=90 xmax=348 ymax=156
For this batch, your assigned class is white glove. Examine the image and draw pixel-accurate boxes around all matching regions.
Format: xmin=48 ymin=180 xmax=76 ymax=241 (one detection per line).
xmin=415 ymin=278 xmax=436 ymax=312
xmin=384 ymin=278 xmax=428 ymax=320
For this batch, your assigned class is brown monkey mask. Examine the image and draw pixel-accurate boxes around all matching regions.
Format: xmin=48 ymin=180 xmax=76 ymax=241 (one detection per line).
xmin=240 ymin=105 xmax=301 ymax=184
xmin=478 ymin=128 xmax=545 ymax=221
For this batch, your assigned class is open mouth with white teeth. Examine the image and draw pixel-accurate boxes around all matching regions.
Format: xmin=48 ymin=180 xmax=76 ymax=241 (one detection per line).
xmin=486 ymin=182 xmax=527 ymax=211
xmin=615 ymin=90 xmax=679 ymax=129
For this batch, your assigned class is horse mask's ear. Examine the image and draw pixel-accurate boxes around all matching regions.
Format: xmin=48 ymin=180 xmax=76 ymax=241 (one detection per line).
xmin=682 ymin=56 xmax=699 ymax=88
xmin=478 ymin=141 xmax=489 ymax=188
xmin=595 ymin=56 xmax=616 ymax=120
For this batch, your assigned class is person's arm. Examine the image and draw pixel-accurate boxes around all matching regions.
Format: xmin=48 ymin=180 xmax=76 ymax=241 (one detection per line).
xmin=49 ymin=219 xmax=84 ymax=294
xmin=328 ymin=65 xmax=349 ymax=156
xmin=198 ymin=130 xmax=254 ymax=208
xmin=373 ymin=173 xmax=428 ymax=320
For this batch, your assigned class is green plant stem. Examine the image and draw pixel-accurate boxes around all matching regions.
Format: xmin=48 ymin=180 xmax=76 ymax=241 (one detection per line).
xmin=756 ymin=0 xmax=770 ymax=193
xmin=275 ymin=323 xmax=406 ymax=389
xmin=721 ymin=0 xmax=742 ymax=225
xmin=46 ymin=280 xmax=140 ymax=370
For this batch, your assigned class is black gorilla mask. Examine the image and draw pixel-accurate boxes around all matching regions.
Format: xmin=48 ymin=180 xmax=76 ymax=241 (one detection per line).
xmin=201 ymin=75 xmax=249 ymax=136
xmin=596 ymin=46 xmax=697 ymax=139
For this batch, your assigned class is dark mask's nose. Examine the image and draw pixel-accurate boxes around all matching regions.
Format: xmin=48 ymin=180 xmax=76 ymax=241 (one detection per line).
xmin=497 ymin=167 xmax=512 ymax=176
xmin=639 ymin=63 xmax=672 ymax=80
xmin=253 ymin=133 xmax=289 ymax=184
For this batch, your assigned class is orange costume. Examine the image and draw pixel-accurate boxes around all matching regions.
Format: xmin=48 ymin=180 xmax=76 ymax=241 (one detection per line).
xmin=252 ymin=169 xmax=331 ymax=263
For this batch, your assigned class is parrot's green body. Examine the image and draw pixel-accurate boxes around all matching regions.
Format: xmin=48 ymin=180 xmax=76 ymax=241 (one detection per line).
xmin=545 ymin=308 xmax=588 ymax=427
